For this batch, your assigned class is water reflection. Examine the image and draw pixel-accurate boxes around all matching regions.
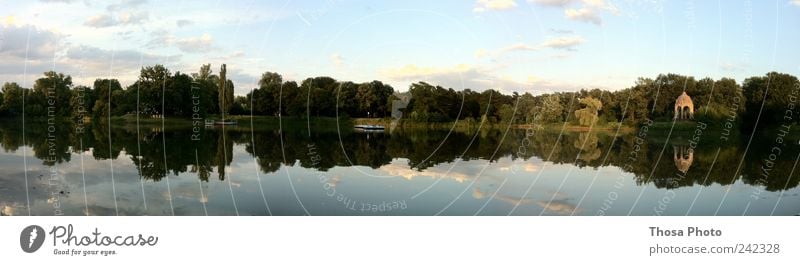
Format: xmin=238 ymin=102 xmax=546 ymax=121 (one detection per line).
xmin=0 ymin=120 xmax=798 ymax=215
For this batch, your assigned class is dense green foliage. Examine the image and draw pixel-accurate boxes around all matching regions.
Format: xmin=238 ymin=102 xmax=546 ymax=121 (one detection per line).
xmin=1 ymin=66 xmax=798 ymax=130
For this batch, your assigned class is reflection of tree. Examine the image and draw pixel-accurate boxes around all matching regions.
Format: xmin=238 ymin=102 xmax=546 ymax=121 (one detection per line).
xmin=1 ymin=121 xmax=798 ymax=191
xmin=574 ymin=132 xmax=601 ymax=162
xmin=214 ymin=126 xmax=233 ymax=180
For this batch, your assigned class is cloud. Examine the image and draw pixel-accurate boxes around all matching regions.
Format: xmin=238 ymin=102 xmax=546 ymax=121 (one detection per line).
xmin=227 ymin=68 xmax=259 ymax=87
xmin=549 ymin=28 xmax=574 ymax=34
xmin=176 ymin=19 xmax=193 ymax=27
xmin=84 ymin=14 xmax=115 ymax=27
xmin=565 ymin=8 xmax=601 ymax=25
xmin=582 ymin=0 xmax=619 ymax=13
xmin=478 ymin=35 xmax=585 ymax=59
xmin=529 ymin=0 xmax=575 ymax=7
xmin=106 ymin=0 xmax=147 ymax=11
xmin=792 ymin=0 xmax=800 ymax=6
xmin=84 ymin=12 xmax=149 ymax=28
xmin=473 ymin=0 xmax=518 ymax=12
xmin=330 ymin=53 xmax=344 ymax=67
xmin=174 ymin=33 xmax=215 ymax=53
xmin=539 ymin=35 xmax=585 ymax=49
xmin=61 ymin=45 xmax=181 ymax=85
xmin=380 ymin=64 xmax=575 ymax=93
xmin=719 ymin=62 xmax=749 ymax=72
xmin=145 ymin=31 xmax=218 ymax=54
xmin=0 ymin=24 xmax=64 ymax=60
xmin=558 ymin=0 xmax=618 ymax=25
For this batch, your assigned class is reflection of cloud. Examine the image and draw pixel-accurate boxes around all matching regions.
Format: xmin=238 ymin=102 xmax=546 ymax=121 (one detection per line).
xmin=327 ymin=175 xmax=342 ymax=187
xmin=537 ymin=191 xmax=581 ymax=215
xmin=473 ymin=188 xmax=487 ymax=199
xmin=2 ymin=205 xmax=15 ymax=216
xmin=496 ymin=194 xmax=534 ymax=205
xmin=379 ymin=162 xmax=472 ymax=183
xmin=537 ymin=199 xmax=579 ymax=215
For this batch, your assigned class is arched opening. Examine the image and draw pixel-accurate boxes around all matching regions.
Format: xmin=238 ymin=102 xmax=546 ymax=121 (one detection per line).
xmin=683 ymin=106 xmax=690 ymax=119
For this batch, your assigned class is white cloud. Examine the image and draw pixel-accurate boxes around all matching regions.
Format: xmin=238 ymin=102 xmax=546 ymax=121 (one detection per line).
xmin=473 ymin=0 xmax=518 ymax=12
xmin=174 ymin=33 xmax=215 ymax=53
xmin=719 ymin=62 xmax=749 ymax=72
xmin=582 ymin=0 xmax=619 ymax=13
xmin=330 ymin=53 xmax=344 ymax=67
xmin=0 ymin=24 xmax=64 ymax=60
xmin=380 ymin=64 xmax=576 ymax=93
xmin=176 ymin=19 xmax=193 ymax=27
xmin=539 ymin=35 xmax=585 ymax=49
xmin=478 ymin=35 xmax=585 ymax=59
xmin=791 ymin=0 xmax=800 ymax=6
xmin=84 ymin=14 xmax=115 ymax=28
xmin=83 ymin=12 xmax=148 ymax=28
xmin=106 ymin=0 xmax=148 ymax=11
xmin=529 ymin=0 xmax=575 ymax=7
xmin=565 ymin=8 xmax=602 ymax=25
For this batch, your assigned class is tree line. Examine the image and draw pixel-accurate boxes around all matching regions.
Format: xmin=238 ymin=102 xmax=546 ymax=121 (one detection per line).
xmin=1 ymin=64 xmax=798 ymax=128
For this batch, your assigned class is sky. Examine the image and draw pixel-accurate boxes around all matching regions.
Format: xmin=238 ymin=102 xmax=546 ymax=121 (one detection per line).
xmin=0 ymin=0 xmax=798 ymax=95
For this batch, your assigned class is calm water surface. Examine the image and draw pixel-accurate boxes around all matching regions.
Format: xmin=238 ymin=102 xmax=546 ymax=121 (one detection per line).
xmin=1 ymin=120 xmax=798 ymax=216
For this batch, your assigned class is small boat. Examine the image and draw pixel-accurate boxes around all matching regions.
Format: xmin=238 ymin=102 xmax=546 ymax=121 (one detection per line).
xmin=205 ymin=119 xmax=238 ymax=126
xmin=354 ymin=124 xmax=385 ymax=131
xmin=214 ymin=120 xmax=238 ymax=125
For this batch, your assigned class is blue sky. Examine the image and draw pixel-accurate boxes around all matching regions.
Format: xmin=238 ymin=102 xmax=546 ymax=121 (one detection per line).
xmin=1 ymin=0 xmax=798 ymax=95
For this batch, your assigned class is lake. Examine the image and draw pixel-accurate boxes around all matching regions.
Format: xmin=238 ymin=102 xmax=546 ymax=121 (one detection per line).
xmin=1 ymin=119 xmax=798 ymax=216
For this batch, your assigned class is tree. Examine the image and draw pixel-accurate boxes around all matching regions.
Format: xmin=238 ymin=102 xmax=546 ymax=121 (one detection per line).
xmin=497 ymin=104 xmax=515 ymax=124
xmin=250 ymin=71 xmax=283 ymax=116
xmin=540 ymin=94 xmax=564 ymax=123
xmin=742 ymin=72 xmax=800 ymax=126
xmin=574 ymin=96 xmax=602 ymax=126
xmin=70 ymin=85 xmax=93 ymax=121
xmin=92 ymin=79 xmax=123 ymax=119
xmin=33 ymin=71 xmax=73 ymax=117
xmin=1 ymin=82 xmax=24 ymax=116
xmin=337 ymin=81 xmax=359 ymax=117
xmin=301 ymin=76 xmax=337 ymax=117
xmin=135 ymin=65 xmax=172 ymax=116
xmin=218 ymin=64 xmax=234 ymax=118
xmin=192 ymin=64 xmax=213 ymax=81
xmin=192 ymin=64 xmax=219 ymax=117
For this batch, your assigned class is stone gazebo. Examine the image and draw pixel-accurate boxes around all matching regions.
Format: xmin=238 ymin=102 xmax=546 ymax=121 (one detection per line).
xmin=673 ymin=91 xmax=694 ymax=120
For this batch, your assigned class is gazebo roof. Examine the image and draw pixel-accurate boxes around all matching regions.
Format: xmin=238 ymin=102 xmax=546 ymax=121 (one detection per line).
xmin=675 ymin=91 xmax=693 ymax=106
